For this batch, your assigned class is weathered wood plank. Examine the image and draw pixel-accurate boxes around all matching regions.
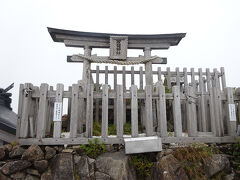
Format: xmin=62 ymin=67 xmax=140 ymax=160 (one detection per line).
xmin=86 ymin=84 xmax=94 ymax=138
xmin=122 ymin=66 xmax=126 ymax=124
xmin=144 ymin=47 xmax=153 ymax=85
xmin=36 ymin=83 xmax=49 ymax=138
xmin=82 ymin=46 xmax=92 ymax=85
xmin=167 ymin=67 xmax=171 ymax=89
xmin=78 ymin=84 xmax=84 ymax=133
xmin=117 ymin=85 xmax=124 ymax=137
xmin=67 ymin=86 xmax=72 ymax=120
xmin=186 ymin=86 xmax=198 ymax=137
xmin=145 ymin=85 xmax=153 ymax=136
xmin=176 ymin=67 xmax=180 ymax=87
xmin=213 ymin=87 xmax=224 ymax=136
xmin=131 ymin=85 xmax=138 ymax=137
xmin=29 ymin=116 xmax=35 ymax=138
xmin=213 ymin=68 xmax=221 ymax=89
xmin=206 ymin=69 xmax=216 ymax=135
xmin=156 ymin=82 xmax=167 ymax=137
xmin=140 ymin=66 xmax=143 ymax=90
xmin=95 ymin=66 xmax=100 ymax=123
xmin=20 ymin=83 xmax=33 ymax=138
xmin=191 ymin=68 xmax=196 ymax=90
xmin=114 ymin=66 xmax=117 ymax=125
xmin=199 ymin=68 xmax=207 ymax=132
xmin=17 ymin=84 xmax=24 ymax=138
xmin=70 ymin=84 xmax=79 ymax=138
xmin=183 ymin=67 xmax=188 ymax=132
xmin=221 ymin=67 xmax=226 ymax=90
xmin=105 ymin=66 xmax=108 ymax=84
xmin=101 ymin=84 xmax=109 ymax=138
xmin=225 ymin=88 xmax=237 ymax=136
xmin=172 ymin=86 xmax=182 ymax=137
xmin=183 ymin=68 xmax=188 ymax=90
xmin=53 ymin=84 xmax=64 ymax=138
xmin=131 ymin=66 xmax=135 ymax=85
xmin=157 ymin=67 xmax=162 ymax=82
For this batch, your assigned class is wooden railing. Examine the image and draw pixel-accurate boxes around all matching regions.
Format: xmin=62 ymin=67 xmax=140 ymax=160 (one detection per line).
xmin=17 ymin=67 xmax=239 ymax=145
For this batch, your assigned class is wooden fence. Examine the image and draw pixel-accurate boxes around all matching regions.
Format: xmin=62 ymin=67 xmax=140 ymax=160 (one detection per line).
xmin=17 ymin=67 xmax=239 ymax=145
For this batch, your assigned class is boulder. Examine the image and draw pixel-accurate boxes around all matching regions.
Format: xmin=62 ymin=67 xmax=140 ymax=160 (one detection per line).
xmin=22 ymin=145 xmax=44 ymax=161
xmin=0 ymin=161 xmax=6 ymax=167
xmin=0 ymin=147 xmax=5 ymax=160
xmin=152 ymin=154 xmax=188 ymax=180
xmin=45 ymin=146 xmax=56 ymax=160
xmin=205 ymin=154 xmax=230 ymax=178
xmin=95 ymin=151 xmax=137 ymax=180
xmin=51 ymin=153 xmax=74 ymax=180
xmin=88 ymin=157 xmax=95 ymax=179
xmin=26 ymin=169 xmax=41 ymax=177
xmin=73 ymin=154 xmax=81 ymax=164
xmin=9 ymin=145 xmax=25 ymax=158
xmin=41 ymin=169 xmax=53 ymax=180
xmin=0 ymin=172 xmax=11 ymax=180
xmin=10 ymin=171 xmax=26 ymax=179
xmin=95 ymin=171 xmax=110 ymax=180
xmin=75 ymin=156 xmax=96 ymax=179
xmin=34 ymin=160 xmax=48 ymax=173
xmin=25 ymin=174 xmax=40 ymax=180
xmin=1 ymin=160 xmax=31 ymax=175
xmin=62 ymin=149 xmax=73 ymax=153
xmin=4 ymin=144 xmax=13 ymax=152
xmin=75 ymin=156 xmax=91 ymax=179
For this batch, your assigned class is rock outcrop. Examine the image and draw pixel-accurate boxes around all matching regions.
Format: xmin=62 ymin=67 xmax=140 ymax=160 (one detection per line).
xmin=0 ymin=143 xmax=238 ymax=179
xmin=95 ymin=151 xmax=137 ymax=180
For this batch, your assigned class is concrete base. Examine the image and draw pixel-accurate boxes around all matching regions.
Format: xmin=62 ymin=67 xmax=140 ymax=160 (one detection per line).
xmin=124 ymin=136 xmax=162 ymax=154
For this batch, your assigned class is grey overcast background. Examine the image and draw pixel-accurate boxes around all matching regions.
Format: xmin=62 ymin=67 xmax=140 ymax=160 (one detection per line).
xmin=1 ymin=0 xmax=240 ymax=113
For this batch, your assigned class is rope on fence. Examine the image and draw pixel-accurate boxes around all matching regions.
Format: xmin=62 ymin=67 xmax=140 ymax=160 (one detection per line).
xmin=71 ymin=54 xmax=160 ymax=65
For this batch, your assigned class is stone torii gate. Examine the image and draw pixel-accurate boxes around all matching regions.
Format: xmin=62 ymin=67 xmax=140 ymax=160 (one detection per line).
xmin=48 ymin=27 xmax=186 ymax=87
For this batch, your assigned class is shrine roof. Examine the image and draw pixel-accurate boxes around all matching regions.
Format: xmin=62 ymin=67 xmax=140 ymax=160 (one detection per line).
xmin=48 ymin=27 xmax=186 ymax=49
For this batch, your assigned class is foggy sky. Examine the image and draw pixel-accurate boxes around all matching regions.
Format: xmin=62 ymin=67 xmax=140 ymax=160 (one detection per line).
xmin=1 ymin=0 xmax=240 ymax=113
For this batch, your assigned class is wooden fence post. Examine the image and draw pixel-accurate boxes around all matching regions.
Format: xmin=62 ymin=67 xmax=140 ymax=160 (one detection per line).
xmin=199 ymin=68 xmax=207 ymax=132
xmin=221 ymin=67 xmax=226 ymax=90
xmin=145 ymin=85 xmax=153 ymax=136
xmin=70 ymin=84 xmax=79 ymax=138
xmin=46 ymin=86 xmax=54 ymax=135
xmin=206 ymin=69 xmax=216 ymax=135
xmin=122 ymin=66 xmax=126 ymax=124
xmin=95 ymin=66 xmax=100 ymax=123
xmin=117 ymin=85 xmax=124 ymax=137
xmin=213 ymin=87 xmax=224 ymax=136
xmin=156 ymin=82 xmax=167 ymax=137
xmin=86 ymin=84 xmax=94 ymax=138
xmin=225 ymin=87 xmax=237 ymax=136
xmin=53 ymin=84 xmax=64 ymax=138
xmin=78 ymin=81 xmax=85 ymax=133
xmin=101 ymin=84 xmax=109 ymax=138
xmin=131 ymin=85 xmax=138 ymax=137
xmin=167 ymin=67 xmax=171 ymax=90
xmin=186 ymin=86 xmax=198 ymax=137
xmin=172 ymin=86 xmax=182 ymax=137
xmin=36 ymin=83 xmax=49 ymax=138
xmin=20 ymin=83 xmax=33 ymax=138
xmin=17 ymin=84 xmax=24 ymax=138
xmin=114 ymin=66 xmax=117 ymax=125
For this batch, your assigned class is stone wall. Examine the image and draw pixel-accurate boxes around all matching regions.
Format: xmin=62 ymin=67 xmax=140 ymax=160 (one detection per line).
xmin=0 ymin=143 xmax=239 ymax=180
